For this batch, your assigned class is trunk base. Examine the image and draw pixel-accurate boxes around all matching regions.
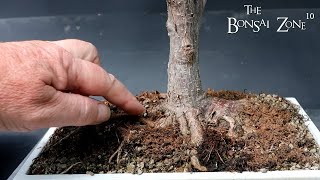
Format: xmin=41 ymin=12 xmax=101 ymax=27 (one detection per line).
xmin=150 ymin=90 xmax=249 ymax=171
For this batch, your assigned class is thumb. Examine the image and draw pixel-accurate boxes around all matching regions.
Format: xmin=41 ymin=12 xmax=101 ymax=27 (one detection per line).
xmin=44 ymin=91 xmax=111 ymax=127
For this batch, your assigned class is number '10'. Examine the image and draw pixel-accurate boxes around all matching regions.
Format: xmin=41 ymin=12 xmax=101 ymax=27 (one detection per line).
xmin=306 ymin=13 xmax=315 ymax=20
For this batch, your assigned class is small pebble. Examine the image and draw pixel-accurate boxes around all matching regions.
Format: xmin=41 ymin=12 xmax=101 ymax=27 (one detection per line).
xmin=99 ymin=171 xmax=104 ymax=174
xmin=306 ymin=133 xmax=313 ymax=139
xmin=137 ymin=169 xmax=143 ymax=175
xmin=310 ymin=166 xmax=319 ymax=170
xmin=126 ymin=163 xmax=135 ymax=173
xmin=290 ymin=166 xmax=296 ymax=170
xmin=139 ymin=162 xmax=145 ymax=169
xmin=260 ymin=168 xmax=267 ymax=173
xmin=289 ymin=144 xmax=294 ymax=149
xmin=310 ymin=149 xmax=317 ymax=153
xmin=86 ymin=171 xmax=94 ymax=176
xmin=159 ymin=93 xmax=167 ymax=99
xmin=164 ymin=158 xmax=171 ymax=165
xmin=143 ymin=99 xmax=151 ymax=104
xmin=282 ymin=104 xmax=288 ymax=109
xmin=145 ymin=105 xmax=149 ymax=108
xmin=143 ymin=113 xmax=148 ymax=117
xmin=156 ymin=162 xmax=163 ymax=167
xmin=168 ymin=165 xmax=174 ymax=171
xmin=173 ymin=156 xmax=180 ymax=163
xmin=190 ymin=149 xmax=197 ymax=155
xmin=305 ymin=163 xmax=311 ymax=168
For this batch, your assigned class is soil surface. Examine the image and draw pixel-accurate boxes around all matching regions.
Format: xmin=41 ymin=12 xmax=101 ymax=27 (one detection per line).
xmin=29 ymin=90 xmax=320 ymax=174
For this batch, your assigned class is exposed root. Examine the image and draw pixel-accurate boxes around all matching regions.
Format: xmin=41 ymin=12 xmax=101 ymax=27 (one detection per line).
xmin=205 ymin=97 xmax=247 ymax=138
xmin=151 ymin=106 xmax=207 ymax=171
xmin=185 ymin=109 xmax=203 ymax=146
xmin=156 ymin=107 xmax=205 ymax=146
xmin=222 ymin=116 xmax=236 ymax=137
xmin=177 ymin=112 xmax=189 ymax=136
xmin=43 ymin=127 xmax=81 ymax=153
xmin=154 ymin=98 xmax=245 ymax=146
xmin=203 ymin=146 xmax=214 ymax=163
xmin=191 ymin=156 xmax=207 ymax=171
xmin=139 ymin=119 xmax=156 ymax=127
xmin=60 ymin=162 xmax=82 ymax=174
xmin=108 ymin=140 xmax=124 ymax=164
xmin=157 ymin=116 xmax=173 ymax=128
xmin=215 ymin=149 xmax=226 ymax=165
xmin=139 ymin=91 xmax=249 ymax=172
xmin=190 ymin=148 xmax=208 ymax=172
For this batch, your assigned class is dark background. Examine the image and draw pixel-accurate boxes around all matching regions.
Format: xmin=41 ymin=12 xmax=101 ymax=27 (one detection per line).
xmin=1 ymin=0 xmax=320 ymax=18
xmin=2 ymin=0 xmax=320 ymax=179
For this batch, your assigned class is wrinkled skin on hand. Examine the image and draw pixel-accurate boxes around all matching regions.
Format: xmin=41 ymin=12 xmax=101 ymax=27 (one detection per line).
xmin=0 ymin=39 xmax=144 ymax=131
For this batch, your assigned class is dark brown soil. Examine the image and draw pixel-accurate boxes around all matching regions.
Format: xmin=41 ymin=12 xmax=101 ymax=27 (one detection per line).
xmin=29 ymin=90 xmax=320 ymax=175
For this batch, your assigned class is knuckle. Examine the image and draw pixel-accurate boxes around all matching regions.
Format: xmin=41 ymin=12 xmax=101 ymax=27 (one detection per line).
xmin=87 ymin=42 xmax=100 ymax=64
xmin=108 ymin=73 xmax=117 ymax=85
xmin=106 ymin=73 xmax=117 ymax=91
xmin=72 ymin=39 xmax=96 ymax=53
xmin=77 ymin=98 xmax=99 ymax=125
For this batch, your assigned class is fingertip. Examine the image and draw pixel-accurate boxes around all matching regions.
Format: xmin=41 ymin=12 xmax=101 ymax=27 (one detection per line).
xmin=133 ymin=100 xmax=145 ymax=115
xmin=126 ymin=98 xmax=145 ymax=115
xmin=102 ymin=74 xmax=145 ymax=115
xmin=97 ymin=103 xmax=111 ymax=123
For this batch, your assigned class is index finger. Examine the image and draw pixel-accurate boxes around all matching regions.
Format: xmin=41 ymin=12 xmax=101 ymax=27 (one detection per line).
xmin=62 ymin=58 xmax=145 ymax=115
xmin=103 ymin=73 xmax=145 ymax=114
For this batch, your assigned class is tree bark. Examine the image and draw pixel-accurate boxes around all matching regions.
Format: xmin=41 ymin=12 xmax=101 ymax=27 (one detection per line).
xmin=164 ymin=2 xmax=245 ymax=171
xmin=166 ymin=0 xmax=206 ymax=108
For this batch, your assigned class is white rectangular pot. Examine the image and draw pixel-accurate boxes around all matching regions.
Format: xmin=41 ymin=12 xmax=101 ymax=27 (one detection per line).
xmin=11 ymin=98 xmax=320 ymax=180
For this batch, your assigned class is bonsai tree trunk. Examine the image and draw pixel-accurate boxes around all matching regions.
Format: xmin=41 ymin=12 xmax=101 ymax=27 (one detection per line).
xmin=166 ymin=0 xmax=207 ymax=146
xmin=157 ymin=0 xmax=244 ymax=171
xmin=167 ymin=0 xmax=206 ymax=107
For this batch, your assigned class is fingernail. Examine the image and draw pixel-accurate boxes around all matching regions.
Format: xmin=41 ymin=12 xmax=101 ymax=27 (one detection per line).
xmin=97 ymin=104 xmax=111 ymax=123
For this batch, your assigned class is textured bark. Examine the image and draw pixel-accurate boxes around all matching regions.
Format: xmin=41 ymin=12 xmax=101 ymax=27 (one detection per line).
xmin=163 ymin=3 xmax=246 ymax=170
xmin=166 ymin=0 xmax=206 ymax=108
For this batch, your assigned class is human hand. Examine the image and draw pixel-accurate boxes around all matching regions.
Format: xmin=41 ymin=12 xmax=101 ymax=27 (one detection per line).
xmin=0 ymin=39 xmax=144 ymax=131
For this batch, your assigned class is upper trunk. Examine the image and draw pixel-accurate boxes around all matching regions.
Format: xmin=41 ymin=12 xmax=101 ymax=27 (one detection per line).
xmin=166 ymin=0 xmax=206 ymax=108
